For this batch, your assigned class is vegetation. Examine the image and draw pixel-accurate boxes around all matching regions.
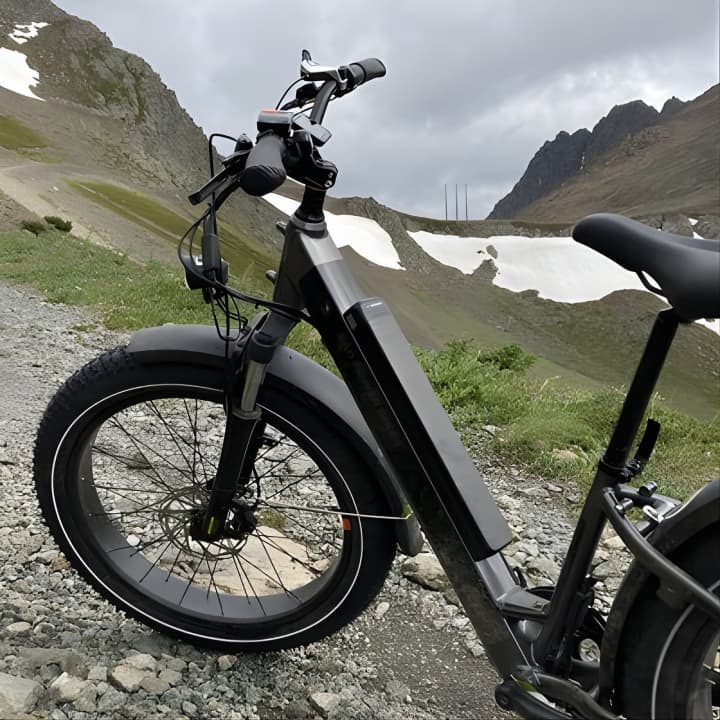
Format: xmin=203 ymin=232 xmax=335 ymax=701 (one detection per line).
xmin=66 ymin=179 xmax=277 ymax=293
xmin=67 ymin=180 xmax=191 ymax=244
xmin=416 ymin=341 xmax=718 ymax=500
xmin=21 ymin=220 xmax=48 ymax=236
xmin=0 ymin=229 xmax=716 ymax=500
xmin=0 ymin=115 xmax=47 ymax=150
xmin=0 ymin=229 xmax=209 ymax=329
xmin=44 ymin=216 xmax=73 ymax=232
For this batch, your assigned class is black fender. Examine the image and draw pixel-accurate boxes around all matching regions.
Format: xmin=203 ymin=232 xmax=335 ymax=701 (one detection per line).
xmin=598 ymin=478 xmax=720 ymax=703
xmin=126 ymin=324 xmax=424 ymax=556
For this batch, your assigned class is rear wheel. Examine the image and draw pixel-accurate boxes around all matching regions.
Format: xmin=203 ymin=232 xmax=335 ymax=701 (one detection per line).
xmin=613 ymin=524 xmax=720 ymax=720
xmin=34 ymin=347 xmax=396 ymax=650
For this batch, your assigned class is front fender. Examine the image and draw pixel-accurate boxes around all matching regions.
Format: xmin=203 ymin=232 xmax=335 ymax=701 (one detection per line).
xmin=127 ymin=324 xmax=424 ymax=556
xmin=599 ymin=478 xmax=720 ymax=702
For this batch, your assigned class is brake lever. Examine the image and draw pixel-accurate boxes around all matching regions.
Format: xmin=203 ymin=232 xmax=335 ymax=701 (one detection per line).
xmin=188 ymin=146 xmax=251 ymax=205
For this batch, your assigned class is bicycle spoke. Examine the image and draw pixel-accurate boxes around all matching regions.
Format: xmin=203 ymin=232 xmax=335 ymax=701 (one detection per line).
xmin=146 ymin=400 xmax=194 ymax=472
xmin=107 ymin=416 xmax=195 ymax=484
xmin=231 ymin=552 xmax=267 ymax=616
xmin=254 ymin=527 xmax=323 ymax=577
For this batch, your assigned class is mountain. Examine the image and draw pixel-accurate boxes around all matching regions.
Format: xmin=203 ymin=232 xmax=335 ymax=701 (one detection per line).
xmin=0 ymin=0 xmax=717 ymax=421
xmin=488 ymin=87 xmax=719 ymax=226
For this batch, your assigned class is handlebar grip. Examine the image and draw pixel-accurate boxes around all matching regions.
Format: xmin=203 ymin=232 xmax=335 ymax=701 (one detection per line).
xmin=348 ymin=58 xmax=386 ymax=87
xmin=239 ymin=133 xmax=287 ymax=196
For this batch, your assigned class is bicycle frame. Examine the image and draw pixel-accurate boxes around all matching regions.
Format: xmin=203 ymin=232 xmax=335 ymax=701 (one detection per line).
xmin=230 ymin=188 xmax=718 ymax=719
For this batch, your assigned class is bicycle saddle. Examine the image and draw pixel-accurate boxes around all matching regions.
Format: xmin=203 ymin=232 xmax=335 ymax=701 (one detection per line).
xmin=572 ymin=213 xmax=720 ymax=321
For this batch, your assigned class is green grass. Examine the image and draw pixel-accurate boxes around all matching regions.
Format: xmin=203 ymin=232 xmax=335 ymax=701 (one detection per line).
xmin=0 ymin=229 xmax=209 ymax=329
xmin=0 ymin=115 xmax=47 ymax=150
xmin=67 ymin=180 xmax=191 ymax=244
xmin=416 ymin=341 xmax=719 ymax=500
xmin=66 ymin=179 xmax=277 ymax=294
xmin=0 ymin=228 xmax=716 ymax=501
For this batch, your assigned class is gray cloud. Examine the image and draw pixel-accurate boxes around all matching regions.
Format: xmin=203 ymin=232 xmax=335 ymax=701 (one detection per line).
xmin=53 ymin=0 xmax=719 ymax=217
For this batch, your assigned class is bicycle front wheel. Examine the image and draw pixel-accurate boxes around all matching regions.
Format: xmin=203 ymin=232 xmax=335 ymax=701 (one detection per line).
xmin=35 ymin=347 xmax=396 ymax=650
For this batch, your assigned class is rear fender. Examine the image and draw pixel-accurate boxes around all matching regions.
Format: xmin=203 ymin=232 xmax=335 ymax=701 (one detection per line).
xmin=598 ymin=478 xmax=720 ymax=702
xmin=126 ymin=324 xmax=424 ymax=556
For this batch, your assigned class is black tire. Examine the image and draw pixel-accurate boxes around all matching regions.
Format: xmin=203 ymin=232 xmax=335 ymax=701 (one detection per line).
xmin=613 ymin=524 xmax=720 ymax=720
xmin=34 ymin=347 xmax=396 ymax=651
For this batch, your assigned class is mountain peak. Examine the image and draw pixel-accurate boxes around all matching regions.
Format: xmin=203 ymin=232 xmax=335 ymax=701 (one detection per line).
xmin=487 ymin=88 xmax=715 ymax=221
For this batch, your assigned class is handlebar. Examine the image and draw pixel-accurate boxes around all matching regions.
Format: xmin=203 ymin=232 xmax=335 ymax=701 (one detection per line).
xmin=190 ymin=52 xmax=385 ymax=204
xmin=344 ymin=58 xmax=386 ymax=89
xmin=238 ymin=132 xmax=287 ymax=197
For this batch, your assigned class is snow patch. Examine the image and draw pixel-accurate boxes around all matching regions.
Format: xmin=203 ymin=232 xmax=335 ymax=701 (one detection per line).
xmin=692 ymin=231 xmax=704 ymax=240
xmin=697 ymin=319 xmax=720 ymax=334
xmin=689 ymin=217 xmax=698 ymax=226
xmin=412 ymin=232 xmax=648 ymax=303
xmin=0 ymin=47 xmax=44 ymax=100
xmin=409 ymin=230 xmax=718 ymax=335
xmin=9 ymin=22 xmax=49 ymax=45
xmin=264 ymin=194 xmax=404 ymax=270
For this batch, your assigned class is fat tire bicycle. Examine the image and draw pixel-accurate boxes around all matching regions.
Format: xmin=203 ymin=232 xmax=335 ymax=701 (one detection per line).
xmin=34 ymin=51 xmax=720 ymax=719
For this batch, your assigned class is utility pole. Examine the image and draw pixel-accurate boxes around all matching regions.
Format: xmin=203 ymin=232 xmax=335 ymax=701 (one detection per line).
xmin=465 ymin=184 xmax=468 ymax=220
xmin=455 ymin=184 xmax=458 ymax=220
xmin=444 ymin=184 xmax=447 ymax=220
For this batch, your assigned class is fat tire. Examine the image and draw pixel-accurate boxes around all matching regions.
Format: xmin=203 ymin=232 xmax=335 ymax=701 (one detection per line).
xmin=34 ymin=346 xmax=396 ymax=651
xmin=613 ymin=524 xmax=720 ymax=720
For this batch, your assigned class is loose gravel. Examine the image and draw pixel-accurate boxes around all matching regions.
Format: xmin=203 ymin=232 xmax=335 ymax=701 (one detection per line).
xmin=0 ymin=280 xmax=631 ymax=720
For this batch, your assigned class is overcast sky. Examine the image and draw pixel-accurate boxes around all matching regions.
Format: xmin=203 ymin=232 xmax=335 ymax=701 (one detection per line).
xmin=53 ymin=0 xmax=719 ymax=219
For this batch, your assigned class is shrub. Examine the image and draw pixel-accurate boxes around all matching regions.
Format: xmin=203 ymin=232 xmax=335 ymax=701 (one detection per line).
xmin=476 ymin=343 xmax=536 ymax=372
xmin=21 ymin=220 xmax=47 ymax=235
xmin=44 ymin=215 xmax=73 ymax=232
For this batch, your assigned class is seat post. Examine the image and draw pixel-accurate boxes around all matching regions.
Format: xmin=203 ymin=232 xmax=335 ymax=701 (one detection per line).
xmin=602 ymin=308 xmax=680 ymax=470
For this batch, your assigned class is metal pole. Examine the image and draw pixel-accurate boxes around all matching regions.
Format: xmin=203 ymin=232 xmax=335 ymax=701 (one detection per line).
xmin=444 ymin=184 xmax=447 ymax=220
xmin=465 ymin=184 xmax=468 ymax=220
xmin=455 ymin=184 xmax=458 ymax=220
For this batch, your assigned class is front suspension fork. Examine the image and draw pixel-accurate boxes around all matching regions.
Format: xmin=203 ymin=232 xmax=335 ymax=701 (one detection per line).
xmin=196 ymin=311 xmax=297 ymax=541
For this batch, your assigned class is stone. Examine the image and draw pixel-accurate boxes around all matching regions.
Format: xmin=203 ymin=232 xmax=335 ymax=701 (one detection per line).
xmin=0 ymin=671 xmax=43 ymax=714
xmin=97 ymin=686 xmax=126 ymax=713
xmin=33 ymin=550 xmax=60 ymax=564
xmin=309 ymin=692 xmax=340 ymax=717
xmin=401 ymin=554 xmax=449 ymax=592
xmin=109 ymin=664 xmax=147 ymax=692
xmin=374 ymin=601 xmax=390 ymax=620
xmin=72 ymin=683 xmax=98 ymax=713
xmin=5 ymin=621 xmax=32 ymax=636
xmin=181 ymin=700 xmax=198 ymax=717
xmin=160 ymin=655 xmax=187 ymax=673
xmin=385 ymin=679 xmax=411 ymax=702
xmin=140 ymin=675 xmax=171 ymax=695
xmin=217 ymin=654 xmax=237 ymax=671
xmin=18 ymin=647 xmax=86 ymax=678
xmin=87 ymin=665 xmax=107 ymax=682
xmin=528 ymin=555 xmax=561 ymax=582
xmin=50 ymin=672 xmax=87 ymax=703
xmin=552 ymin=449 xmax=580 ymax=463
xmin=158 ymin=668 xmax=182 ymax=686
xmin=123 ymin=653 xmax=158 ymax=672
xmin=604 ymin=533 xmax=626 ymax=551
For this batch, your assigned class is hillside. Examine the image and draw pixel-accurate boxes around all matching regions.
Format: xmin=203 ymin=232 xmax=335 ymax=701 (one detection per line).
xmin=0 ymin=0 xmax=717 ymax=421
xmin=489 ymin=86 xmax=719 ymax=226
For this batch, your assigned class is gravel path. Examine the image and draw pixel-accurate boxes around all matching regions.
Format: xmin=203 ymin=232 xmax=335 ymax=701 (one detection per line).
xmin=0 ymin=280 xmax=631 ymax=720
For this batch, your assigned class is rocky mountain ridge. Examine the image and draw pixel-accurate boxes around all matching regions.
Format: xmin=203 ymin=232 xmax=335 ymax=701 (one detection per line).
xmin=487 ymin=93 xmax=695 ymax=220
xmin=0 ymin=0 xmax=208 ymax=189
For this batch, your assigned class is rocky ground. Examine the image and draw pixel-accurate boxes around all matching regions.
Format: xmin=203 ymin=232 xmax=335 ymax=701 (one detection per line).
xmin=0 ymin=279 xmax=632 ymax=720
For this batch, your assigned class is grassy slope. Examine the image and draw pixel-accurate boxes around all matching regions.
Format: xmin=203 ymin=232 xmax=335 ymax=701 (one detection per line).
xmin=0 ymin=115 xmax=47 ymax=150
xmin=66 ymin=179 xmax=278 ymax=297
xmin=0 ymin=227 xmax=716 ymax=501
